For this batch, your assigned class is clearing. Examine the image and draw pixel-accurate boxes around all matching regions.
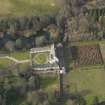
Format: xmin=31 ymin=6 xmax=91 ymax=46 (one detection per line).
xmin=0 ymin=0 xmax=58 ymax=17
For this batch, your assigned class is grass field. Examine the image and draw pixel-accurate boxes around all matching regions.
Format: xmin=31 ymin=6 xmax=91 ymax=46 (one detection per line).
xmin=33 ymin=52 xmax=49 ymax=64
xmin=0 ymin=58 xmax=13 ymax=69
xmin=66 ymin=67 xmax=105 ymax=105
xmin=37 ymin=65 xmax=105 ymax=105
xmin=71 ymin=40 xmax=105 ymax=46
xmin=11 ymin=51 xmax=29 ymax=60
xmin=0 ymin=0 xmax=58 ymax=17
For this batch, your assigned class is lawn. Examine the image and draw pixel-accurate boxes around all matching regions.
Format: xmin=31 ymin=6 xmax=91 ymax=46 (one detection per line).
xmin=0 ymin=58 xmax=13 ymax=69
xmin=71 ymin=40 xmax=105 ymax=46
xmin=37 ymin=66 xmax=105 ymax=105
xmin=11 ymin=51 xmax=29 ymax=60
xmin=41 ymin=75 xmax=58 ymax=89
xmin=66 ymin=67 xmax=105 ymax=105
xmin=0 ymin=51 xmax=30 ymax=69
xmin=0 ymin=0 xmax=58 ymax=17
xmin=33 ymin=52 xmax=50 ymax=64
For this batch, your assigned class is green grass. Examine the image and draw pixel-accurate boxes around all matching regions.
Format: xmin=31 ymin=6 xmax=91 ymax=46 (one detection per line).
xmin=0 ymin=0 xmax=58 ymax=17
xmin=11 ymin=51 xmax=29 ymax=60
xmin=71 ymin=40 xmax=105 ymax=46
xmin=33 ymin=52 xmax=49 ymax=64
xmin=66 ymin=67 xmax=105 ymax=105
xmin=38 ymin=66 xmax=105 ymax=105
xmin=0 ymin=51 xmax=29 ymax=69
xmin=0 ymin=58 xmax=13 ymax=69
xmin=40 ymin=76 xmax=58 ymax=89
xmin=0 ymin=58 xmax=30 ymax=71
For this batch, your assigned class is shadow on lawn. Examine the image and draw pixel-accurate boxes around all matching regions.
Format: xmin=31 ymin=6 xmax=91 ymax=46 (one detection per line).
xmin=98 ymin=101 xmax=105 ymax=105
xmin=63 ymin=45 xmax=73 ymax=72
xmin=54 ymin=88 xmax=91 ymax=105
xmin=64 ymin=89 xmax=91 ymax=99
xmin=65 ymin=89 xmax=91 ymax=105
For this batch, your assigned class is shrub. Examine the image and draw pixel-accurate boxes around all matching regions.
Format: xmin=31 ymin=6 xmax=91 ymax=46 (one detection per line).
xmin=15 ymin=38 xmax=23 ymax=49
xmin=4 ymin=41 xmax=15 ymax=52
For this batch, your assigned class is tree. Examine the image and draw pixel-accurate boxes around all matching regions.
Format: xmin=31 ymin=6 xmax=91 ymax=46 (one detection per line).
xmin=92 ymin=96 xmax=99 ymax=105
xmin=0 ymin=38 xmax=5 ymax=49
xmin=79 ymin=13 xmax=89 ymax=34
xmin=28 ymin=76 xmax=37 ymax=90
xmin=46 ymin=24 xmax=62 ymax=43
xmin=27 ymin=90 xmax=49 ymax=105
xmin=57 ymin=0 xmax=88 ymax=42
xmin=4 ymin=40 xmax=15 ymax=52
xmin=0 ymin=69 xmax=28 ymax=105
xmin=74 ymin=95 xmax=87 ymax=105
xmin=35 ymin=36 xmax=47 ymax=47
xmin=99 ymin=16 xmax=105 ymax=38
xmin=66 ymin=100 xmax=75 ymax=105
xmin=0 ymin=79 xmax=6 ymax=105
xmin=15 ymin=38 xmax=23 ymax=49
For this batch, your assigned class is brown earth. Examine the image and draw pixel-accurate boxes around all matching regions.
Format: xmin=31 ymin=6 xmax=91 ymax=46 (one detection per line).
xmin=71 ymin=44 xmax=104 ymax=67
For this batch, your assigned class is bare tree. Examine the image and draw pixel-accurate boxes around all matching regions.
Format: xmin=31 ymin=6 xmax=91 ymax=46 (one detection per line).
xmin=57 ymin=0 xmax=88 ymax=42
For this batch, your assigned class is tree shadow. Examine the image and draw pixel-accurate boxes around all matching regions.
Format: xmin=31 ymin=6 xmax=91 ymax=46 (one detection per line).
xmin=63 ymin=45 xmax=73 ymax=72
xmin=69 ymin=90 xmax=91 ymax=99
xmin=58 ymin=89 xmax=91 ymax=105
xmin=98 ymin=101 xmax=105 ymax=105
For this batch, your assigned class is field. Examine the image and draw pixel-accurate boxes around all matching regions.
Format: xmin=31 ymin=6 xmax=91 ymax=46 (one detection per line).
xmin=71 ymin=40 xmax=105 ymax=46
xmin=39 ymin=65 xmax=105 ymax=105
xmin=66 ymin=67 xmax=105 ymax=104
xmin=0 ymin=58 xmax=13 ymax=69
xmin=63 ymin=42 xmax=105 ymax=104
xmin=0 ymin=0 xmax=58 ymax=17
